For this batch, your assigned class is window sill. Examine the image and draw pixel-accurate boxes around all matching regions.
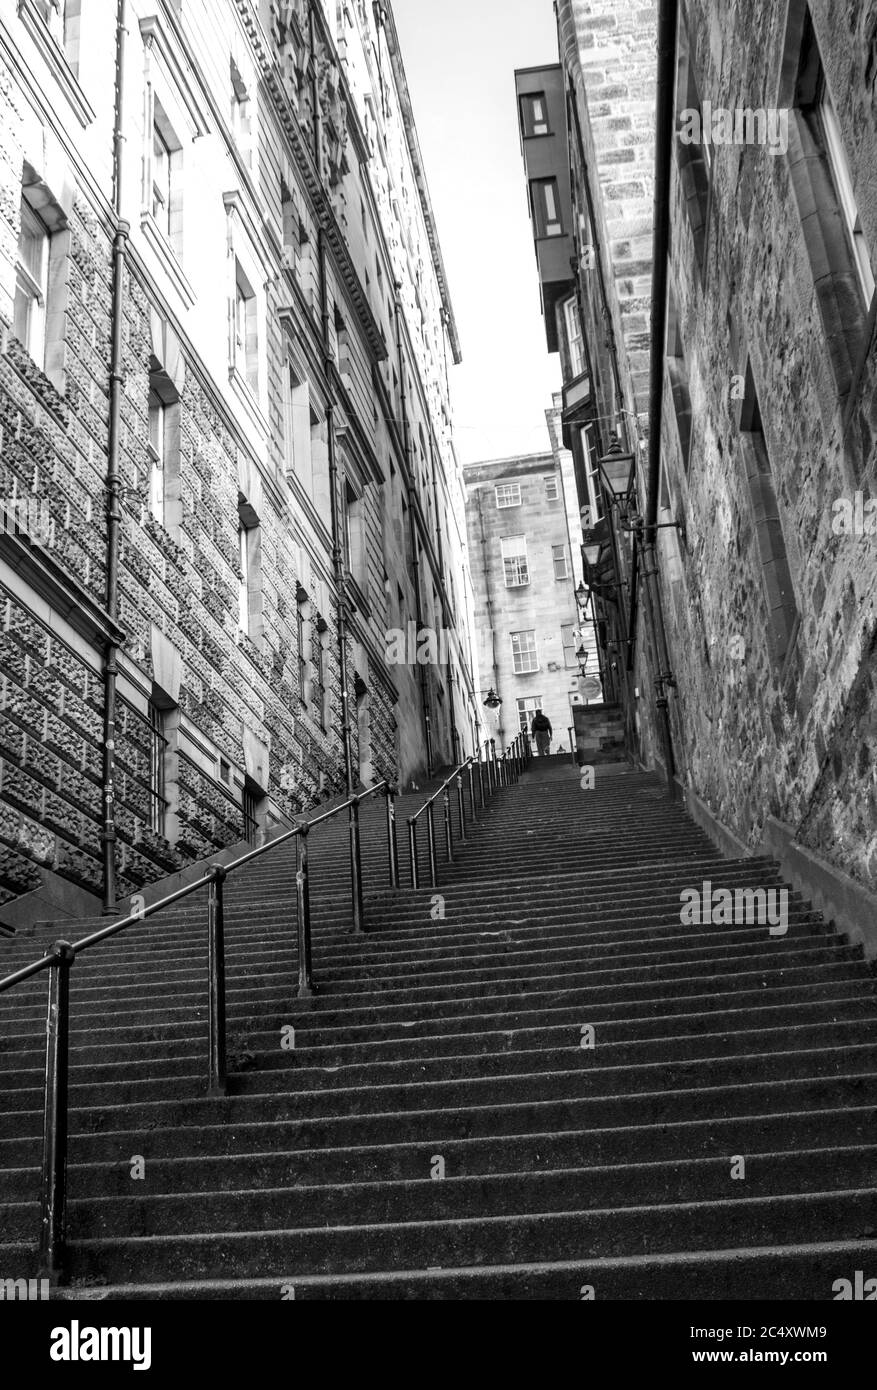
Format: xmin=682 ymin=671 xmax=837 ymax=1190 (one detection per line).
xmin=140 ymin=214 xmax=196 ymax=308
xmin=17 ymin=0 xmax=95 ymax=127
xmin=229 ymin=367 xmax=269 ymax=440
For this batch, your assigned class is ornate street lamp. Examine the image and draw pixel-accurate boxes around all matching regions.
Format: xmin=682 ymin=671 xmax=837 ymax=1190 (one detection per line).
xmin=483 ymin=688 xmax=501 ymax=710
xmin=596 ymin=433 xmax=636 ymax=515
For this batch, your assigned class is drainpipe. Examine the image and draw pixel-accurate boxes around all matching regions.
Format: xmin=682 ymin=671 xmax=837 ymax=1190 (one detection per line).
xmin=475 ymin=487 xmax=502 ymax=748
xmin=394 ymin=290 xmax=433 ymax=777
xmin=428 ymin=437 xmax=459 ymax=762
xmin=644 ymin=0 xmax=680 ymax=796
xmin=102 ymin=0 xmax=129 ymax=912
xmin=317 ymin=229 xmax=356 ymax=799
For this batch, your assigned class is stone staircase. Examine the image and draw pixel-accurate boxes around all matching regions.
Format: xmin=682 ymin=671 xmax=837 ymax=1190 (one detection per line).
xmin=1 ymin=755 xmax=875 ymax=1299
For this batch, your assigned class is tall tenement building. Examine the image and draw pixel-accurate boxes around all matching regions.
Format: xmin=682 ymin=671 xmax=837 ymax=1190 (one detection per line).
xmin=517 ymin=0 xmax=876 ymax=947
xmin=0 ymin=0 xmax=476 ymax=927
xmin=464 ymin=448 xmax=592 ymax=756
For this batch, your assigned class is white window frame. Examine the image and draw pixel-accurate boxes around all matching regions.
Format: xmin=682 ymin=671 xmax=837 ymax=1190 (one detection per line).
xmin=147 ymin=388 xmax=165 ymax=525
xmin=495 ymin=482 xmax=522 ymax=509
xmin=501 ymin=534 xmax=530 ymax=587
xmin=552 ymin=544 xmax=569 ymax=581
xmin=561 ymin=623 xmax=578 ymax=668
xmin=511 ymin=630 xmax=539 ymax=675
xmin=234 ymin=259 xmax=259 ymax=395
xmin=819 ymin=82 xmax=875 ymax=306
xmin=544 ymin=474 xmax=559 ymax=501
xmin=533 ymin=178 xmax=562 ymax=238
xmin=563 ymin=295 xmax=586 ymax=378
xmin=14 ymin=200 xmax=49 ymax=366
xmin=522 ymin=93 xmax=549 ymax=138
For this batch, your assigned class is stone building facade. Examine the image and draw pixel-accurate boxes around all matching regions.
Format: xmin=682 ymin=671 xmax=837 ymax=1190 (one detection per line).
xmin=464 ymin=451 xmax=584 ymax=754
xmin=517 ymin=0 xmax=877 ymax=939
xmin=0 ymin=0 xmax=476 ymax=926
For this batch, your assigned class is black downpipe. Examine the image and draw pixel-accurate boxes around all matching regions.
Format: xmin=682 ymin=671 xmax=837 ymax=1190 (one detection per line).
xmin=394 ymin=292 xmax=433 ymax=777
xmin=644 ymin=0 xmax=680 ymax=794
xmin=102 ymin=0 xmax=129 ymax=912
xmin=317 ymin=230 xmax=355 ymax=800
xmin=428 ymin=438 xmax=458 ymax=762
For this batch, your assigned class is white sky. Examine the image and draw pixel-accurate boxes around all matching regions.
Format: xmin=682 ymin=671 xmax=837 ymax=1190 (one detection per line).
xmin=392 ymin=0 xmax=562 ymax=466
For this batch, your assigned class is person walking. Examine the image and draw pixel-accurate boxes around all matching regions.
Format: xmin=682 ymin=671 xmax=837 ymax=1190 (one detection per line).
xmin=531 ymin=709 xmax=552 ymax=756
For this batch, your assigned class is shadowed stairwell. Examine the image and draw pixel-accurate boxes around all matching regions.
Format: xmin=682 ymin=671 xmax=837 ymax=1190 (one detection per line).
xmin=1 ymin=754 xmax=876 ymax=1299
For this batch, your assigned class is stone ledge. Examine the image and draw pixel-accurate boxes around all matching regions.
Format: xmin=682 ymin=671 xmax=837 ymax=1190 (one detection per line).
xmin=762 ymin=817 xmax=877 ymax=961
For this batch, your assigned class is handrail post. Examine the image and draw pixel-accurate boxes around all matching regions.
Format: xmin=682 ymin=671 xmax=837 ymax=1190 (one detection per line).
xmin=490 ymin=739 xmax=497 ymax=792
xmin=38 ymin=940 xmax=74 ymax=1283
xmin=295 ymin=824 xmax=316 ymax=998
xmin=349 ymin=795 xmax=365 ymax=934
xmin=467 ymin=761 xmax=477 ymax=822
xmin=408 ymin=817 xmax=419 ymax=889
xmin=456 ymin=773 xmax=467 ymax=843
xmin=426 ymin=801 xmax=438 ymax=885
xmin=386 ymin=783 xmax=399 ymax=888
xmin=207 ymin=866 xmax=227 ymax=1096
xmin=477 ymin=747 xmax=486 ymax=808
xmin=443 ymin=789 xmax=453 ymax=861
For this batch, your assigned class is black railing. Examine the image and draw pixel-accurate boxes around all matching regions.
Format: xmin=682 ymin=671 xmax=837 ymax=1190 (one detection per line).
xmin=0 ymin=776 xmax=399 ymax=1282
xmin=406 ymin=733 xmax=531 ymax=888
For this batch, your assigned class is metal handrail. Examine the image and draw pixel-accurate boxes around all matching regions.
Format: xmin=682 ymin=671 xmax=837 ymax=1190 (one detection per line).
xmin=0 ymin=773 xmax=398 ymax=1281
xmin=405 ymin=735 xmax=532 ymax=889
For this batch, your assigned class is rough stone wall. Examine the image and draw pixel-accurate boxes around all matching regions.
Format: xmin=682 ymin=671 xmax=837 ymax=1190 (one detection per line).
xmin=659 ymin=0 xmax=877 ymax=890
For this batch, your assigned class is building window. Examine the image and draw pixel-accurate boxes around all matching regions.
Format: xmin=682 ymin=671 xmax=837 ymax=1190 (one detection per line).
xmin=675 ymin=16 xmax=711 ymax=278
xmin=561 ymin=623 xmax=578 ymax=668
xmin=563 ymin=296 xmax=586 ymax=378
xmin=312 ymin=623 xmax=327 ymax=731
xmin=501 ymin=534 xmax=530 ymax=587
xmin=147 ymin=387 xmax=166 ymax=525
xmin=242 ymin=782 xmax=259 ymax=845
xmin=666 ymin=286 xmax=693 ymax=472
xmin=230 ymin=56 xmax=253 ymax=168
xmin=521 ymin=92 xmax=549 ymax=138
xmin=531 ymin=178 xmax=563 ymax=238
xmin=516 ymin=696 xmax=543 ymax=733
xmin=34 ymin=1 xmax=80 ymax=72
xmin=296 ymin=596 xmax=308 ymax=707
xmin=552 ymin=544 xmax=569 ymax=580
xmin=13 ymin=200 xmax=49 ymax=366
xmin=148 ymin=701 xmax=168 ymax=836
xmin=237 ymin=495 xmax=261 ymax=641
xmin=544 ymin=474 xmax=559 ymax=501
xmin=234 ymin=260 xmax=259 ymax=393
xmin=282 ymin=361 xmax=311 ymax=477
xmin=151 ymin=100 xmax=183 ymax=256
xmin=739 ymin=365 xmax=799 ymax=669
xmin=345 ymin=480 xmax=368 ymax=594
xmin=783 ymin=7 xmax=874 ymax=394
xmin=818 ymin=85 xmax=874 ymax=306
xmin=511 ymin=631 xmax=539 ymax=675
xmin=582 ymin=426 xmax=605 ymax=525
xmin=495 ymin=482 xmax=522 ymax=509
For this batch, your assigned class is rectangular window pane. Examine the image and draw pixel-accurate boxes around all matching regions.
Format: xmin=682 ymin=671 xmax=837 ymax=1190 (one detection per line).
xmin=495 ymin=482 xmax=521 ymax=508
xmin=552 ymin=544 xmax=568 ymax=580
xmin=511 ymin=630 xmax=539 ymax=674
xmin=544 ymin=475 xmax=559 ymax=501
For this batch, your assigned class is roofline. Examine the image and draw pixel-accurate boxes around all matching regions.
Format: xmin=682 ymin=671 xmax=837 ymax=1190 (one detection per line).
xmin=384 ymin=2 xmax=463 ymax=365
xmin=463 ymin=451 xmax=556 ymax=472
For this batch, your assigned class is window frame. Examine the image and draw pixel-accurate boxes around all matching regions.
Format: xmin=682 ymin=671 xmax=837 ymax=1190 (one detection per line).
xmin=14 ymin=200 xmax=49 ymax=365
xmin=521 ymin=92 xmax=550 ymax=138
xmin=494 ymin=482 xmax=522 ymax=510
xmin=531 ymin=177 xmax=563 ymax=239
xmin=544 ymin=474 xmax=559 ymax=502
xmin=510 ymin=629 xmax=539 ymax=675
xmin=552 ymin=544 xmax=569 ymax=581
xmin=501 ymin=534 xmax=530 ymax=588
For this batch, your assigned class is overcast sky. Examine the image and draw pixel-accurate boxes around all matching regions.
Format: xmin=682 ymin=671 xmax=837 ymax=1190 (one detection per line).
xmin=392 ymin=0 xmax=562 ymax=467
